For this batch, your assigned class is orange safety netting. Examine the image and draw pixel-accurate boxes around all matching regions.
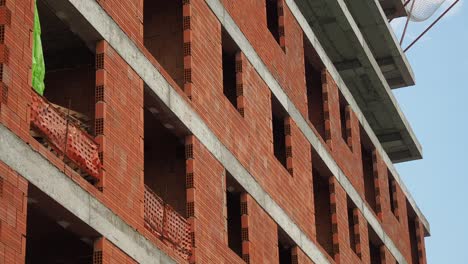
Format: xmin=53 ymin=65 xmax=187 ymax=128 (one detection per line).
xmin=144 ymin=186 xmax=165 ymax=235
xmin=144 ymin=186 xmax=192 ymax=259
xmin=30 ymin=91 xmax=101 ymax=181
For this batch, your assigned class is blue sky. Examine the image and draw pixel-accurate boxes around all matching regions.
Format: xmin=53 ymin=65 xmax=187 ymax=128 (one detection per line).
xmin=390 ymin=1 xmax=466 ymax=263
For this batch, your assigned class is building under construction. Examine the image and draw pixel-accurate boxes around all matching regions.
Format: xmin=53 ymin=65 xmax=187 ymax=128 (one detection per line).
xmin=0 ymin=0 xmax=433 ymax=263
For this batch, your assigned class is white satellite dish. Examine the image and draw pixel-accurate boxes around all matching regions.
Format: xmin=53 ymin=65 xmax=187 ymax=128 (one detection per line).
xmin=405 ymin=0 xmax=449 ymax=22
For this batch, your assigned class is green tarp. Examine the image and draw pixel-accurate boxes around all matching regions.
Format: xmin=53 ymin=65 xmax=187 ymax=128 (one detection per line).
xmin=32 ymin=0 xmax=45 ymax=95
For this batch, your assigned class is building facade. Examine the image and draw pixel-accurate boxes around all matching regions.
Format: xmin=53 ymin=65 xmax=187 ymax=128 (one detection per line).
xmin=0 ymin=0 xmax=429 ymax=263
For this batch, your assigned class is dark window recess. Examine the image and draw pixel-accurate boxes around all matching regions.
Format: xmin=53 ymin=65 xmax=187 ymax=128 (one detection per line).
xmin=339 ymin=92 xmax=349 ymax=143
xmin=361 ymin=128 xmax=377 ymax=213
xmin=266 ymin=0 xmax=280 ymax=44
xmin=222 ymin=28 xmax=240 ymax=110
xmin=144 ymin=94 xmax=187 ymax=216
xmin=347 ymin=197 xmax=358 ymax=256
xmin=271 ymin=96 xmax=287 ymax=168
xmin=407 ymin=201 xmax=421 ymax=264
xmin=388 ymin=170 xmax=398 ymax=218
xmin=144 ymin=0 xmax=184 ymax=88
xmin=369 ymin=241 xmax=382 ymax=264
xmin=278 ymin=226 xmax=295 ymax=264
xmin=26 ymin=185 xmax=99 ymax=264
xmin=312 ymin=166 xmax=334 ymax=257
xmin=227 ymin=191 xmax=242 ymax=257
xmin=304 ymin=36 xmax=325 ymax=139
xmin=409 ymin=218 xmax=420 ymax=264
xmin=226 ymin=172 xmax=245 ymax=258
xmin=368 ymin=224 xmax=383 ymax=264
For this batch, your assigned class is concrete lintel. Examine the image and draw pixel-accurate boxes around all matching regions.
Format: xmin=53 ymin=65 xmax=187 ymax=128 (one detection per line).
xmin=0 ymin=125 xmax=175 ymax=264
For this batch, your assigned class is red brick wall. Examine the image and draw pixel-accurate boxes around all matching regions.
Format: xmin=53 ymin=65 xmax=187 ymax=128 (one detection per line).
xmin=221 ymin=0 xmax=308 ymax=118
xmin=0 ymin=161 xmax=27 ymax=264
xmin=382 ymin=246 xmax=398 ymax=264
xmin=322 ymin=72 xmax=364 ymax=195
xmin=295 ymin=246 xmax=316 ymax=264
xmin=0 ymin=0 xmax=33 ymax=142
xmin=94 ymin=41 xmax=145 ymax=231
xmin=243 ymin=194 xmax=278 ymax=264
xmin=189 ymin=136 xmax=246 ymax=264
xmin=379 ymin=156 xmax=414 ymax=263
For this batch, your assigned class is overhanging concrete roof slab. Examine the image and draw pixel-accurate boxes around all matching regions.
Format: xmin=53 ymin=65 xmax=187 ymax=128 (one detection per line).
xmin=344 ymin=0 xmax=415 ymax=88
xmin=295 ymin=0 xmax=422 ymax=162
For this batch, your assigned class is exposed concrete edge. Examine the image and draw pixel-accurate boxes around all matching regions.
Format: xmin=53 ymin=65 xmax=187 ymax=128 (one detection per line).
xmin=367 ymin=0 xmax=415 ymax=88
xmin=286 ymin=0 xmax=429 ymax=233
xmin=0 ymin=125 xmax=176 ymax=264
xmin=58 ymin=1 xmax=426 ymax=264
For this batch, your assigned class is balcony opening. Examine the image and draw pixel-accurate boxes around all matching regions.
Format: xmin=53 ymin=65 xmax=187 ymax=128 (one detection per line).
xmin=222 ymin=28 xmax=241 ymax=114
xmin=143 ymin=88 xmax=192 ymax=259
xmin=339 ymin=91 xmax=350 ymax=146
xmin=360 ymin=127 xmax=377 ymax=213
xmin=347 ymin=196 xmax=359 ymax=257
xmin=277 ymin=226 xmax=295 ymax=264
xmin=407 ymin=200 xmax=420 ymax=264
xmin=30 ymin=0 xmax=101 ymax=185
xmin=26 ymin=184 xmax=99 ymax=264
xmin=271 ymin=96 xmax=288 ymax=169
xmin=388 ymin=169 xmax=399 ymax=219
xmin=225 ymin=172 xmax=244 ymax=258
xmin=38 ymin=0 xmax=96 ymax=135
xmin=266 ymin=0 xmax=281 ymax=45
xmin=368 ymin=225 xmax=383 ymax=264
xmin=144 ymin=93 xmax=187 ymax=216
xmin=144 ymin=0 xmax=184 ymax=88
xmin=304 ymin=36 xmax=325 ymax=139
xmin=312 ymin=151 xmax=334 ymax=257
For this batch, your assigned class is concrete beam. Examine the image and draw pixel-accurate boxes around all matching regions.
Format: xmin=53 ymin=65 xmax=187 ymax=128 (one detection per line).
xmin=0 ymin=125 xmax=176 ymax=264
